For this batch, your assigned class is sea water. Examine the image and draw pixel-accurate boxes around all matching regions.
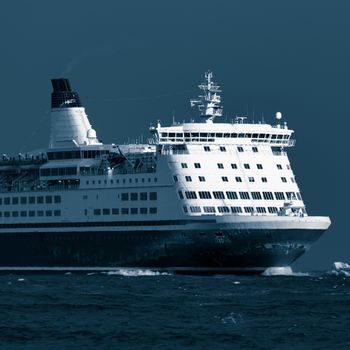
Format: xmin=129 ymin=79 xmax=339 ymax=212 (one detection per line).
xmin=0 ymin=265 xmax=350 ymax=350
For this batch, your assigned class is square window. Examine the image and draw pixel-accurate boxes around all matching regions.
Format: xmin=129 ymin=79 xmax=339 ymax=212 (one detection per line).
xmin=12 ymin=197 xmax=18 ymax=205
xmin=140 ymin=208 xmax=147 ymax=214
xmin=130 ymin=193 xmax=138 ymax=201
xmin=140 ymin=192 xmax=147 ymax=200
xmin=149 ymin=207 xmax=157 ymax=214
xmin=20 ymin=211 xmax=27 ymax=217
xmin=121 ymin=208 xmax=129 ymax=215
xmin=103 ymin=208 xmax=110 ymax=215
xmin=37 ymin=210 xmax=44 ymax=217
xmin=150 ymin=192 xmax=157 ymax=200
xmin=4 ymin=211 xmax=10 ymax=217
xmin=54 ymin=196 xmax=61 ymax=203
xmin=37 ymin=196 xmax=44 ymax=204
xmin=28 ymin=211 xmax=35 ymax=217
xmin=94 ymin=209 xmax=101 ymax=215
xmin=12 ymin=211 xmax=18 ymax=217
xmin=112 ymin=208 xmax=119 ymax=215
xmin=4 ymin=198 xmax=10 ymax=205
xmin=131 ymin=208 xmax=138 ymax=214
xmin=45 ymin=196 xmax=52 ymax=204
xmin=121 ymin=193 xmax=129 ymax=201
xmin=54 ymin=210 xmax=61 ymax=216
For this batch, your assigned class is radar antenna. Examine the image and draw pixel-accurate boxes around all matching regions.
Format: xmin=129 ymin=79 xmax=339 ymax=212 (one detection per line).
xmin=190 ymin=71 xmax=223 ymax=123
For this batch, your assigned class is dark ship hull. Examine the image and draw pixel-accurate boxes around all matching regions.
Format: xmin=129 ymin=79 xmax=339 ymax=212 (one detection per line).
xmin=0 ymin=223 xmax=326 ymax=274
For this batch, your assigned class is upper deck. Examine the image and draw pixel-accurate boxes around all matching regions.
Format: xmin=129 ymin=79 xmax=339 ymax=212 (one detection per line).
xmin=152 ymin=120 xmax=295 ymax=147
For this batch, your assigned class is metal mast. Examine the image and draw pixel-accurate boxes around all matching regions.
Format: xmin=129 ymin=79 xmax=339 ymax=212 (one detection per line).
xmin=190 ymin=71 xmax=223 ymax=123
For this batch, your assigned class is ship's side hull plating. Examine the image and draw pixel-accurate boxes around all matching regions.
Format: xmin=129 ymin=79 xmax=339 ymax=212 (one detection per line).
xmin=0 ymin=221 xmax=327 ymax=274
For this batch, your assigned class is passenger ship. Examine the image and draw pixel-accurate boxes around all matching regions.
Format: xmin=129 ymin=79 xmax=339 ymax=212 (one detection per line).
xmin=0 ymin=72 xmax=330 ymax=273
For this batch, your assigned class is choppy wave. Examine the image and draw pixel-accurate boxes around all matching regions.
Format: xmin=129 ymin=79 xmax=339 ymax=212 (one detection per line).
xmin=327 ymin=262 xmax=350 ymax=277
xmin=103 ymin=269 xmax=170 ymax=277
xmin=262 ymin=266 xmax=309 ymax=277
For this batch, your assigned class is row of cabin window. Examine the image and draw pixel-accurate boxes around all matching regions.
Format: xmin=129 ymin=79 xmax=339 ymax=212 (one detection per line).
xmin=0 ymin=210 xmax=61 ymax=218
xmin=179 ymin=190 xmax=301 ymax=201
xmin=181 ymin=162 xmax=290 ymax=170
xmin=93 ymin=208 xmax=157 ymax=215
xmin=175 ymin=175 xmax=293 ymax=184
xmin=0 ymin=195 xmax=61 ymax=206
xmin=161 ymin=132 xmax=288 ymax=140
xmin=47 ymin=150 xmax=109 ymax=160
xmin=40 ymin=167 xmax=77 ymax=176
xmin=121 ymin=192 xmax=157 ymax=201
xmin=85 ymin=177 xmax=157 ymax=185
xmin=183 ymin=206 xmax=282 ymax=214
xmin=203 ymin=146 xmax=257 ymax=153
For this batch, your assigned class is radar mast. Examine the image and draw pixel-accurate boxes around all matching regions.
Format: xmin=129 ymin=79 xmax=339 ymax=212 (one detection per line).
xmin=190 ymin=71 xmax=223 ymax=123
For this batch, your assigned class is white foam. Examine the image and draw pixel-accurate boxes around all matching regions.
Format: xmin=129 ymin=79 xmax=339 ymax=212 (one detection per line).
xmin=334 ymin=261 xmax=350 ymax=270
xmin=329 ymin=261 xmax=350 ymax=277
xmin=262 ymin=266 xmax=309 ymax=276
xmin=104 ymin=269 xmax=169 ymax=277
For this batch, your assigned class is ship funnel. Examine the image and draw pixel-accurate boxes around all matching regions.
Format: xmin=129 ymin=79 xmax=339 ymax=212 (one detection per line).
xmin=49 ymin=78 xmax=100 ymax=148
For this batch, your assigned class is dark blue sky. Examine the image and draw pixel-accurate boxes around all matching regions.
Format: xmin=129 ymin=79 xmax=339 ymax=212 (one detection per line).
xmin=0 ymin=0 xmax=348 ymax=270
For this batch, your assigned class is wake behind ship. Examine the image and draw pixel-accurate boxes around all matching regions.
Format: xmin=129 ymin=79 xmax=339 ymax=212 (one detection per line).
xmin=0 ymin=73 xmax=330 ymax=274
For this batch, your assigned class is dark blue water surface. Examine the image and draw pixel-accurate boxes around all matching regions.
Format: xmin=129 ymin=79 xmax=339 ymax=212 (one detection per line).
xmin=0 ymin=268 xmax=350 ymax=350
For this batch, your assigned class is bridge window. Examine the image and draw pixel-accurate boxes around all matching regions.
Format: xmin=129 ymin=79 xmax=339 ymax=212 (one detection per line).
xmin=198 ymin=176 xmax=206 ymax=182
xmin=222 ymin=176 xmax=228 ymax=182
